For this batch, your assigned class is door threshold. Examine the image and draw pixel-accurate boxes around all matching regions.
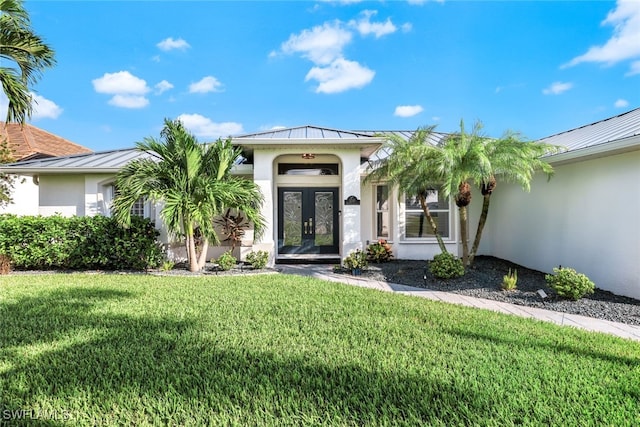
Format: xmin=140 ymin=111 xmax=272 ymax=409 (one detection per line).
xmin=276 ymin=254 xmax=341 ymax=265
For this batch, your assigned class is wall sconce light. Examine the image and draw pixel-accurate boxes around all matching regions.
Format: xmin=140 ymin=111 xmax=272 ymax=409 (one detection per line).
xmin=301 ymin=153 xmax=315 ymax=160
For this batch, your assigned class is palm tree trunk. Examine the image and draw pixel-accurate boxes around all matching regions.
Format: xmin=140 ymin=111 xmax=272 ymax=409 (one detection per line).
xmin=184 ymin=222 xmax=199 ymax=272
xmin=469 ymin=194 xmax=491 ymax=266
xmin=197 ymin=239 xmax=209 ymax=271
xmin=419 ymin=194 xmax=448 ymax=254
xmin=459 ymin=206 xmax=469 ymax=267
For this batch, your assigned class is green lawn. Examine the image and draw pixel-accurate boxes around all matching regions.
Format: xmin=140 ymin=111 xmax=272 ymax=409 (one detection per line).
xmin=1 ymin=274 xmax=639 ymax=426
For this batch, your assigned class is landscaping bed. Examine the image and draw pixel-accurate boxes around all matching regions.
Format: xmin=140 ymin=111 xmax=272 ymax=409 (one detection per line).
xmin=360 ymin=256 xmax=640 ymax=326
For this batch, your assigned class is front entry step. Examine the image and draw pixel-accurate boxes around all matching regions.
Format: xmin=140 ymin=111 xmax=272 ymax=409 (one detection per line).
xmin=276 ymin=254 xmax=341 ymax=265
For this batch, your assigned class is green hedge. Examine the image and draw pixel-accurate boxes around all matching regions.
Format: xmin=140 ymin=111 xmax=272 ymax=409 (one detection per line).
xmin=0 ymin=214 xmax=164 ymax=270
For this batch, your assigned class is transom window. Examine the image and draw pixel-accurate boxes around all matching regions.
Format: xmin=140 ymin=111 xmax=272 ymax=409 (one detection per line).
xmin=404 ymin=190 xmax=450 ymax=239
xmin=278 ymin=163 xmax=339 ymax=175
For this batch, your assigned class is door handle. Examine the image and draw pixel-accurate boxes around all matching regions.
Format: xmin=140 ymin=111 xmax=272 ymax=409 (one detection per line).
xmin=303 ymin=221 xmax=308 ymax=235
xmin=308 ymin=218 xmax=313 ymax=235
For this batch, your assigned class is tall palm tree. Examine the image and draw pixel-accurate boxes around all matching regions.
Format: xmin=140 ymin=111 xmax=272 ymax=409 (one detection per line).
xmin=366 ymin=126 xmax=449 ymax=253
xmin=1 ymin=0 xmax=56 ymax=124
xmin=467 ymin=131 xmax=562 ymax=265
xmin=437 ymin=121 xmax=493 ymax=267
xmin=112 ymin=119 xmax=265 ymax=272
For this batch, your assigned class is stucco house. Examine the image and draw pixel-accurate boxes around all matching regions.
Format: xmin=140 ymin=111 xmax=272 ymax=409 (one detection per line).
xmin=1 ymin=108 xmax=639 ymax=299
xmin=0 ymin=122 xmax=92 ymax=215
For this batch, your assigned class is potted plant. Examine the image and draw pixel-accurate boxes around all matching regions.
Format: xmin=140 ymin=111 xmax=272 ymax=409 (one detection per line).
xmin=343 ymin=249 xmax=368 ymax=276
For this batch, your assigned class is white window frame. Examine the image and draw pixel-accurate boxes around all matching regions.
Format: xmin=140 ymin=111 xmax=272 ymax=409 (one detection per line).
xmin=401 ymin=190 xmax=452 ymax=241
xmin=373 ymin=183 xmax=392 ymax=241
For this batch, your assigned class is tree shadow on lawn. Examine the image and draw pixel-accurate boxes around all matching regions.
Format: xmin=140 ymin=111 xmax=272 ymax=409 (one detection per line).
xmin=3 ymin=286 xmax=639 ymax=425
xmin=1 ymin=287 xmax=502 ymax=425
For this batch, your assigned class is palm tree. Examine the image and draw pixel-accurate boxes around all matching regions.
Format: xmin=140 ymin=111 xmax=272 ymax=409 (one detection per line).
xmin=1 ymin=0 xmax=56 ymax=124
xmin=112 ymin=119 xmax=264 ymax=272
xmin=467 ymin=131 xmax=562 ymax=265
xmin=366 ymin=126 xmax=449 ymax=253
xmin=437 ymin=121 xmax=493 ymax=267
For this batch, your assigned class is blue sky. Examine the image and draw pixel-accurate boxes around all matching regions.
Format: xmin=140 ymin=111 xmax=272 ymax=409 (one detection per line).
xmin=3 ymin=0 xmax=639 ymax=151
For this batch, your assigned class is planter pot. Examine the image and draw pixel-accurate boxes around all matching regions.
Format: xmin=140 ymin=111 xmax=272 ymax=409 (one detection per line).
xmin=351 ymin=268 xmax=362 ymax=276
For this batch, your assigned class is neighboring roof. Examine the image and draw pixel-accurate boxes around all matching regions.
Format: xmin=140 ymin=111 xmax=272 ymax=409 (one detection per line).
xmin=0 ymin=122 xmax=92 ymax=160
xmin=0 ymin=148 xmax=154 ymax=174
xmin=540 ymin=107 xmax=640 ymax=163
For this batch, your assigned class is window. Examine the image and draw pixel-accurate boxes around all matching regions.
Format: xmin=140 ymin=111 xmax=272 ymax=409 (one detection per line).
xmin=404 ymin=190 xmax=450 ymax=239
xmin=375 ymin=184 xmax=390 ymax=239
xmin=105 ymin=184 xmax=147 ymax=218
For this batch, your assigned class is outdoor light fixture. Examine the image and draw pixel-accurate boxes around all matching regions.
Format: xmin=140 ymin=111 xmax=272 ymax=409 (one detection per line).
xmin=301 ymin=153 xmax=315 ymax=159
xmin=537 ymin=289 xmax=548 ymax=301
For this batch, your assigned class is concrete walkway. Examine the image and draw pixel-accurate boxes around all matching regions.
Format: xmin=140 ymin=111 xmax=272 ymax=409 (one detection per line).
xmin=278 ymin=264 xmax=640 ymax=342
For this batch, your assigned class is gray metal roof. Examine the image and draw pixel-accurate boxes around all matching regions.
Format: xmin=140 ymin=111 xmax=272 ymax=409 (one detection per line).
xmin=539 ymin=107 xmax=640 ymax=152
xmin=234 ymin=125 xmax=375 ymax=140
xmin=1 ymin=148 xmax=155 ymax=173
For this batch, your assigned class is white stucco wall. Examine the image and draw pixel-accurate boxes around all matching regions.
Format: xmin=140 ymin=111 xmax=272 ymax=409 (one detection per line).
xmin=478 ymin=150 xmax=640 ymax=299
xmin=0 ymin=175 xmax=39 ymax=215
xmin=39 ymin=175 xmax=86 ymax=217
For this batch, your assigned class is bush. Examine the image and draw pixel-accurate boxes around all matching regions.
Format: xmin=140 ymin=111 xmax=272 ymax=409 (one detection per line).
xmin=245 ymin=250 xmax=269 ymax=269
xmin=546 ymin=267 xmax=595 ymax=300
xmin=216 ymin=250 xmax=237 ymax=271
xmin=343 ymin=249 xmax=368 ymax=271
xmin=0 ymin=214 xmax=163 ymax=270
xmin=429 ymin=252 xmax=465 ymax=279
xmin=366 ymin=240 xmax=393 ymax=263
xmin=501 ymin=268 xmax=518 ymax=291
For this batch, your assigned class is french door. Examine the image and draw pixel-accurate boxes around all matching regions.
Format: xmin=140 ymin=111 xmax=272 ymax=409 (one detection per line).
xmin=277 ymin=187 xmax=339 ymax=255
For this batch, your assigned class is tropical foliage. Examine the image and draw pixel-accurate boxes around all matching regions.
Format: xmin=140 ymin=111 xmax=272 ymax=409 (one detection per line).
xmin=0 ymin=137 xmax=17 ymax=207
xmin=112 ymin=119 xmax=264 ymax=272
xmin=366 ymin=127 xmax=449 ymax=253
xmin=0 ymin=0 xmax=56 ymax=123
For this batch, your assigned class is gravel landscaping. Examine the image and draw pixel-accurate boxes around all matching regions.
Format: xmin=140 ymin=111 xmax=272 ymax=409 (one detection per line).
xmin=353 ymin=256 xmax=640 ymax=326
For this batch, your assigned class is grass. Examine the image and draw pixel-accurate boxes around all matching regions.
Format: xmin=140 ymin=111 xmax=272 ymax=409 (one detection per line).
xmin=1 ymin=273 xmax=639 ymax=426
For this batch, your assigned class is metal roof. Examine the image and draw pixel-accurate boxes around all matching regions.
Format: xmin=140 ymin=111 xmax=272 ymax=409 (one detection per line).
xmin=235 ymin=125 xmax=375 ymax=140
xmin=539 ymin=107 xmax=640 ymax=152
xmin=1 ymin=148 xmax=155 ymax=173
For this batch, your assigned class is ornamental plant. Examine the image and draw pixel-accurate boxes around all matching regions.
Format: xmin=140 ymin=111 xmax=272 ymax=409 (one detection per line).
xmin=429 ymin=252 xmax=465 ymax=279
xmin=216 ymin=250 xmax=237 ymax=271
xmin=343 ymin=249 xmax=368 ymax=271
xmin=501 ymin=268 xmax=518 ymax=291
xmin=545 ymin=267 xmax=595 ymax=300
xmin=246 ymin=250 xmax=269 ymax=269
xmin=366 ymin=239 xmax=393 ymax=263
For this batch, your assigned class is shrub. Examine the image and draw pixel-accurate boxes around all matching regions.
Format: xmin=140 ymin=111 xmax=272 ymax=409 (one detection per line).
xmin=546 ymin=267 xmax=595 ymax=300
xmin=160 ymin=260 xmax=175 ymax=271
xmin=245 ymin=250 xmax=269 ymax=269
xmin=343 ymin=249 xmax=368 ymax=271
xmin=0 ymin=214 xmax=163 ymax=270
xmin=501 ymin=268 xmax=518 ymax=291
xmin=429 ymin=252 xmax=465 ymax=279
xmin=366 ymin=240 xmax=393 ymax=263
xmin=216 ymin=250 xmax=237 ymax=271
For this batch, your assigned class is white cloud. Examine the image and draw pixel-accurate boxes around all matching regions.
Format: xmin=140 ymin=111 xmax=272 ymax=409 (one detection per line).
xmin=626 ymin=60 xmax=640 ymax=76
xmin=280 ymin=21 xmax=352 ymax=65
xmin=177 ymin=113 xmax=243 ymax=139
xmin=401 ymin=23 xmax=413 ymax=33
xmin=563 ymin=0 xmax=640 ymax=71
xmin=157 ymin=37 xmax=190 ymax=51
xmin=92 ymin=71 xmax=151 ymax=108
xmin=92 ymin=71 xmax=150 ymax=95
xmin=305 ymin=58 xmax=375 ymax=94
xmin=394 ymin=105 xmax=424 ymax=117
xmin=154 ymin=80 xmax=174 ymax=95
xmin=31 ymin=93 xmax=63 ymax=119
xmin=614 ymin=99 xmax=629 ymax=108
xmin=108 ymin=95 xmax=149 ymax=109
xmin=542 ymin=81 xmax=573 ymax=95
xmin=189 ymin=76 xmax=223 ymax=94
xmin=350 ymin=10 xmax=397 ymax=38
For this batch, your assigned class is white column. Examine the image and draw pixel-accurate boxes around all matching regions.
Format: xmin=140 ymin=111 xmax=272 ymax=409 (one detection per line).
xmin=251 ymin=150 xmax=276 ymax=265
xmin=341 ymin=152 xmax=362 ymax=257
